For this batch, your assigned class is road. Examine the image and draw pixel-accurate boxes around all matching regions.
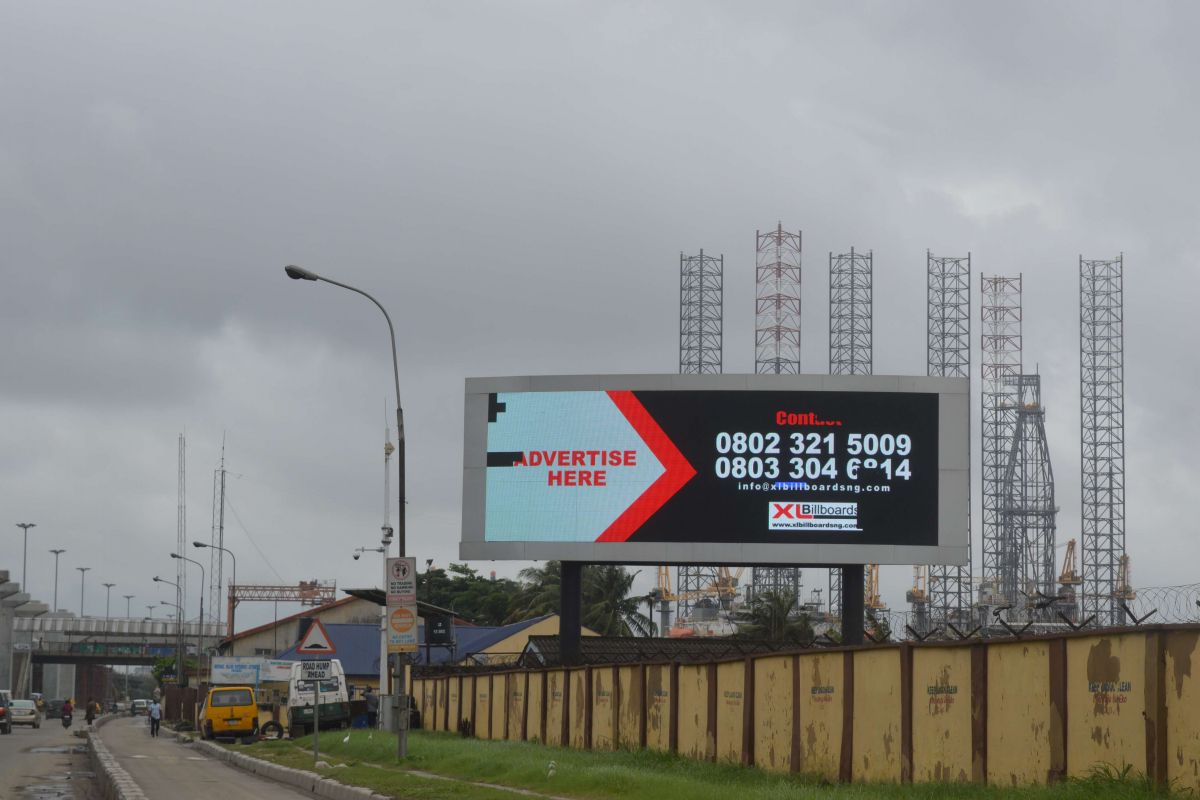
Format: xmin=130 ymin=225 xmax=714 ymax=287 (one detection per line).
xmin=0 ymin=715 xmax=95 ymax=800
xmin=97 ymin=716 xmax=311 ymax=798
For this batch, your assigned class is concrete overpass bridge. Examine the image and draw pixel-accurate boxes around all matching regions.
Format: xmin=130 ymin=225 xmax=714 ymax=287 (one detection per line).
xmin=16 ymin=615 xmax=226 ymax=666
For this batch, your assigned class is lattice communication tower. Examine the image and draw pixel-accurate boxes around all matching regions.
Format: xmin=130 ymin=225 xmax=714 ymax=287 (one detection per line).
xmin=925 ymin=253 xmax=972 ymax=627
xmin=827 ymin=249 xmax=873 ymax=619
xmin=677 ymin=250 xmax=724 ymax=621
xmin=679 ymin=250 xmax=724 ymax=375
xmin=751 ymin=224 xmax=803 ymax=605
xmin=1080 ymin=255 xmax=1125 ymax=627
xmin=999 ymin=374 xmax=1058 ymax=619
xmin=980 ymin=276 xmax=1022 ymax=617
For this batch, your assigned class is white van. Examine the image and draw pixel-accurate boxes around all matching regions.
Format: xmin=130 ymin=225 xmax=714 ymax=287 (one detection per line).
xmin=286 ymin=659 xmax=350 ymax=737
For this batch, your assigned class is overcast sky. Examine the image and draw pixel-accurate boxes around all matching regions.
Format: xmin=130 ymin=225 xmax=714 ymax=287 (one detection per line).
xmin=2 ymin=1 xmax=1196 ymax=630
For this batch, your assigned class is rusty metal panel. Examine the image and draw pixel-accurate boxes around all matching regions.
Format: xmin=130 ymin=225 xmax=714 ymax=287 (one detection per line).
xmin=475 ymin=675 xmax=492 ymax=739
xmin=489 ymin=675 xmax=506 ymax=740
xmin=617 ymin=665 xmax=643 ymax=750
xmin=545 ymin=670 xmax=566 ymax=747
xmin=646 ymin=663 xmax=673 ymax=752
xmin=461 ymin=675 xmax=475 ymax=732
xmin=1066 ymin=633 xmax=1147 ymax=777
xmin=592 ymin=667 xmax=615 ymax=750
xmin=432 ymin=679 xmax=446 ymax=732
xmin=676 ymin=664 xmax=711 ymax=761
xmin=1165 ymin=630 xmax=1200 ymax=791
xmin=526 ymin=673 xmax=545 ymax=742
xmin=796 ymin=651 xmax=843 ymax=779
xmin=852 ymin=648 xmax=902 ymax=782
xmin=506 ymin=673 xmax=525 ymax=741
xmin=715 ymin=660 xmax=745 ymax=764
xmin=912 ymin=646 xmax=973 ymax=782
xmin=569 ymin=669 xmax=588 ymax=749
xmin=448 ymin=677 xmax=461 ymax=732
xmin=987 ymin=641 xmax=1051 ymax=785
xmin=753 ymin=655 xmax=794 ymax=772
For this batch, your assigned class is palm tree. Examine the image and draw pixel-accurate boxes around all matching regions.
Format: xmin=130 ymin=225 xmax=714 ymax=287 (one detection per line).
xmin=736 ymin=590 xmax=813 ymax=643
xmin=507 ymin=561 xmax=562 ymax=621
xmin=582 ymin=565 xmax=653 ymax=637
xmin=507 ymin=561 xmax=653 ymax=636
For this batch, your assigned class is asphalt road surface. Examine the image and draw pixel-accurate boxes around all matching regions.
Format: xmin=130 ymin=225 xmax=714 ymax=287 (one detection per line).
xmin=97 ymin=716 xmax=311 ymax=798
xmin=0 ymin=716 xmax=95 ymax=800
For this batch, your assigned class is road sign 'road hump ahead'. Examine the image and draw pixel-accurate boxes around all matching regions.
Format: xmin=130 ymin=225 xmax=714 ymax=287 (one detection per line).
xmin=296 ymin=619 xmax=337 ymax=654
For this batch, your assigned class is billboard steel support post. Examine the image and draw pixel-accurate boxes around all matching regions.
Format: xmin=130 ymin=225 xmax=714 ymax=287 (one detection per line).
xmin=841 ymin=565 xmax=865 ymax=645
xmin=561 ymin=562 xmax=583 ymax=666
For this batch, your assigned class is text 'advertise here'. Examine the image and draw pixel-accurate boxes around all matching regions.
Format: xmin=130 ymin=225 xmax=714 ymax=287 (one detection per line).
xmin=461 ymin=374 xmax=969 ymax=566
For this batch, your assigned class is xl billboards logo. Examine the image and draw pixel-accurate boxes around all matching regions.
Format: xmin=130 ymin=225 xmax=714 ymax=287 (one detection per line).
xmin=769 ymin=501 xmax=861 ymax=532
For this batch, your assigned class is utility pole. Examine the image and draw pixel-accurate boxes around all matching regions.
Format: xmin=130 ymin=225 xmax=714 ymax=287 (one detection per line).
xmin=15 ymin=523 xmax=35 ymax=592
xmin=49 ymin=549 xmax=65 ymax=611
xmin=76 ymin=567 xmax=90 ymax=618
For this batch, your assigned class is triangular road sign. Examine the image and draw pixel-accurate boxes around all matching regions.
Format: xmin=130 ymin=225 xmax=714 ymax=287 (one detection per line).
xmin=296 ymin=619 xmax=337 ymax=654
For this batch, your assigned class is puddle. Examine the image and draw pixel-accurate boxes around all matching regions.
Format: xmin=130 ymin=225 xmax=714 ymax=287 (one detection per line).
xmin=28 ymin=746 xmax=87 ymax=755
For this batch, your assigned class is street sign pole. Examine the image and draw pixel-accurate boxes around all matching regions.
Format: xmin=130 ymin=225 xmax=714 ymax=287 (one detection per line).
xmin=313 ymin=678 xmax=320 ymax=764
xmin=385 ymin=556 xmax=419 ymax=760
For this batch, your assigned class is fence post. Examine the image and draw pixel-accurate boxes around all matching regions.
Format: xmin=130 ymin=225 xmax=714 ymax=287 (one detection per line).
xmin=1147 ymin=630 xmax=1168 ymax=789
xmin=790 ymin=654 xmax=801 ymax=773
xmin=668 ymin=662 xmax=680 ymax=754
xmin=584 ymin=666 xmax=593 ymax=750
xmin=637 ymin=664 xmax=647 ymax=750
xmin=742 ymin=656 xmax=755 ymax=767
xmin=1048 ymin=638 xmax=1067 ymax=782
xmin=971 ymin=643 xmax=988 ymax=783
xmin=900 ymin=643 xmax=913 ymax=783
xmin=839 ymin=650 xmax=854 ymax=782
xmin=706 ymin=662 xmax=717 ymax=762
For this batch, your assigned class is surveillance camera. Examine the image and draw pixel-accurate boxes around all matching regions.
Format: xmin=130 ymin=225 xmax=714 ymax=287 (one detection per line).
xmin=352 ymin=553 xmax=361 ymax=561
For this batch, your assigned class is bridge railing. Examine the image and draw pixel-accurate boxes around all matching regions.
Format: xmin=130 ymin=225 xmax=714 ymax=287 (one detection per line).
xmin=15 ymin=616 xmax=225 ymax=639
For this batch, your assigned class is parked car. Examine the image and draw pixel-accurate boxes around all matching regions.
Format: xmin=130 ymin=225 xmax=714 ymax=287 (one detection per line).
xmin=0 ymin=693 xmax=11 ymax=734
xmin=9 ymin=700 xmax=40 ymax=728
xmin=198 ymin=686 xmax=259 ymax=740
xmin=131 ymin=699 xmax=149 ymax=716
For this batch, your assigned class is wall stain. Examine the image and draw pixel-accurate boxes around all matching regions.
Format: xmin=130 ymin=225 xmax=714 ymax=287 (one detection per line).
xmin=1166 ymin=631 xmax=1198 ymax=700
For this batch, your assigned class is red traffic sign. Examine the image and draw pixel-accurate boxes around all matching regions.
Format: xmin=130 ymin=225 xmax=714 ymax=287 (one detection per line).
xmin=296 ymin=619 xmax=337 ymax=654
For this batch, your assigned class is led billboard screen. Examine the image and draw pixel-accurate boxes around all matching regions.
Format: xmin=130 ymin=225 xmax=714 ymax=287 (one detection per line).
xmin=461 ymin=375 xmax=968 ymax=566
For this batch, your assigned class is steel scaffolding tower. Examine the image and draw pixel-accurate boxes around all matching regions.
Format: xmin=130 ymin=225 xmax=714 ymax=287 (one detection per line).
xmin=677 ymin=249 xmax=724 ymax=622
xmin=925 ymin=253 xmax=972 ymax=628
xmin=980 ymin=276 xmax=1022 ymax=617
xmin=1080 ymin=255 xmax=1125 ymax=627
xmin=679 ymin=250 xmax=723 ymax=375
xmin=751 ymin=224 xmax=803 ymax=605
xmin=755 ymin=224 xmax=802 ymax=374
xmin=829 ymin=248 xmax=873 ymax=376
xmin=827 ymin=248 xmax=873 ymax=619
xmin=999 ymin=374 xmax=1058 ymax=619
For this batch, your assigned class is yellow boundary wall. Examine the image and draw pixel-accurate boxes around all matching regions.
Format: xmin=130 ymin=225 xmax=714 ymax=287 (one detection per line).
xmin=417 ymin=626 xmax=1199 ymax=790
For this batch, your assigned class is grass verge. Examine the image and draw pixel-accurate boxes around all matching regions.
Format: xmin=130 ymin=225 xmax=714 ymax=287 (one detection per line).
xmin=237 ymin=729 xmax=1173 ymax=799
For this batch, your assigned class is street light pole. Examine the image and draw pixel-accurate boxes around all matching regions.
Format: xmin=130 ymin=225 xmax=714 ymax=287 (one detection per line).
xmin=76 ymin=567 xmax=90 ymax=618
xmin=172 ymin=553 xmax=206 ymax=684
xmin=155 ymin=576 xmax=184 ymax=688
xmin=49 ymin=549 xmax=65 ymax=611
xmin=124 ymin=594 xmax=134 ymax=618
xmin=285 ymin=264 xmax=410 ymax=758
xmin=15 ymin=523 xmax=35 ymax=591
xmin=192 ymin=542 xmax=236 ymax=650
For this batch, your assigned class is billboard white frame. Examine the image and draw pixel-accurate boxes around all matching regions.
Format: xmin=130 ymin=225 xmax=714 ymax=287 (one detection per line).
xmin=460 ymin=373 xmax=969 ymax=566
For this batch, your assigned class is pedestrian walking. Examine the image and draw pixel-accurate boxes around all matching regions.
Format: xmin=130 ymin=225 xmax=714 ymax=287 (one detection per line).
xmin=365 ymin=687 xmax=379 ymax=729
xmin=85 ymin=697 xmax=97 ymax=727
xmin=148 ymin=698 xmax=162 ymax=737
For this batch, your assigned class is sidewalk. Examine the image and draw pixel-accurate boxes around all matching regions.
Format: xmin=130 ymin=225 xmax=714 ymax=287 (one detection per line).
xmin=97 ymin=716 xmax=311 ymax=799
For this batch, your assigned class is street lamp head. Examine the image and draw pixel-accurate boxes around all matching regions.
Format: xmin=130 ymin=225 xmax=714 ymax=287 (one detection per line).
xmin=50 ymin=548 xmax=65 ymax=556
xmin=192 ymin=541 xmax=207 ymax=549
xmin=76 ymin=566 xmax=90 ymax=573
xmin=153 ymin=576 xmax=162 ymax=583
xmin=284 ymin=265 xmax=319 ymax=281
xmin=170 ymin=553 xmax=181 ymax=559
xmin=103 ymin=582 xmax=115 ymax=589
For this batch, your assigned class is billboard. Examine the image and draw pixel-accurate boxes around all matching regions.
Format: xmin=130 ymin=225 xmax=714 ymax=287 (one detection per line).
xmin=461 ymin=375 xmax=969 ymax=566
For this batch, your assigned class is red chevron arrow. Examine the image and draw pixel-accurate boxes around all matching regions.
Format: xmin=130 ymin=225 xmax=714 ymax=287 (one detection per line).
xmin=596 ymin=390 xmax=696 ymax=542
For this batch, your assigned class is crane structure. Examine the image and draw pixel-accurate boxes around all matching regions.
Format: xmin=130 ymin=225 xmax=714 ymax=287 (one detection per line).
xmin=1080 ymin=255 xmax=1126 ymax=627
xmin=907 ymin=565 xmax=930 ymax=635
xmin=828 ymin=248 xmax=873 ymax=624
xmin=676 ymin=249 xmax=726 ymax=623
xmin=226 ymin=580 xmax=337 ymax=639
xmin=1057 ymin=539 xmax=1082 ymax=623
xmin=924 ymin=253 xmax=972 ymax=628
